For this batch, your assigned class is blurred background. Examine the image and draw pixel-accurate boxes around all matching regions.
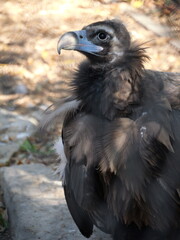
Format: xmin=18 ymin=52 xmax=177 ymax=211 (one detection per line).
xmin=0 ymin=0 xmax=179 ymax=238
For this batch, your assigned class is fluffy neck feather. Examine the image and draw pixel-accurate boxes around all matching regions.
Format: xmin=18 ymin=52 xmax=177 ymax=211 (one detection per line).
xmin=72 ymin=44 xmax=148 ymax=120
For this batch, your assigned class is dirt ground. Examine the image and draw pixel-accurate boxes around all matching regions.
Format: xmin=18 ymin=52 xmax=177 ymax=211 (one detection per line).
xmin=0 ymin=0 xmax=179 ymax=239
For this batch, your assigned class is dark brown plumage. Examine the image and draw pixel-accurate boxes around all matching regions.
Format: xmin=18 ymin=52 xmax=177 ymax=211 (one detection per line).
xmin=42 ymin=19 xmax=180 ymax=240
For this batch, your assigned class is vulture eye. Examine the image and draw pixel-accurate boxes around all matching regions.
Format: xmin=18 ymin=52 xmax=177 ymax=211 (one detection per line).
xmin=97 ymin=32 xmax=109 ymax=41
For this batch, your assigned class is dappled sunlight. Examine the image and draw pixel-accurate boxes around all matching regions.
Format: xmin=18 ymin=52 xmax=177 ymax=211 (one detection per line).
xmin=7 ymin=168 xmax=64 ymax=204
xmin=0 ymin=0 xmax=179 ymax=175
xmin=0 ymin=1 xmax=179 ymax=239
xmin=0 ymin=0 xmax=179 ymax=162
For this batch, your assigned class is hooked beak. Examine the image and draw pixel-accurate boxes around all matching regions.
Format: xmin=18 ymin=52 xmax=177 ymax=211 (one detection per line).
xmin=57 ymin=30 xmax=103 ymax=55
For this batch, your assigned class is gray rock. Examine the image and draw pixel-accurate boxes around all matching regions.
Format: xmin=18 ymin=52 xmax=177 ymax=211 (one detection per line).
xmin=13 ymin=84 xmax=28 ymax=94
xmin=0 ymin=164 xmax=111 ymax=240
xmin=0 ymin=109 xmax=38 ymax=165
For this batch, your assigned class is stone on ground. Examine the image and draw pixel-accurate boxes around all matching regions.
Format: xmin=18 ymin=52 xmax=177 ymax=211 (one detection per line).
xmin=0 ymin=109 xmax=38 ymax=166
xmin=0 ymin=164 xmax=111 ymax=240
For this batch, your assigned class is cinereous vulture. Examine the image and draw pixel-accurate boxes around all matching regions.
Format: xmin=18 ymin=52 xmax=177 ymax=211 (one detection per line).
xmin=42 ymin=19 xmax=180 ymax=240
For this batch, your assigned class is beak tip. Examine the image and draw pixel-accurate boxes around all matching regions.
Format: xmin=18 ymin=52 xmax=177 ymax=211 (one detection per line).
xmin=57 ymin=48 xmax=61 ymax=55
xmin=57 ymin=40 xmax=62 ymax=55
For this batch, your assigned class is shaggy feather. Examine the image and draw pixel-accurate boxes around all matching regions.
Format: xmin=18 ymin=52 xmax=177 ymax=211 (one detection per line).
xmin=54 ymin=137 xmax=67 ymax=182
xmin=39 ymin=97 xmax=81 ymax=129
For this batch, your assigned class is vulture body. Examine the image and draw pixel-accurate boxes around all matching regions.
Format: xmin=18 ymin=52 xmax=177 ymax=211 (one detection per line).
xmin=43 ymin=20 xmax=180 ymax=239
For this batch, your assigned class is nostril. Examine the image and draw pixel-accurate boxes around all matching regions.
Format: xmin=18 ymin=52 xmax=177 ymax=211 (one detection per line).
xmin=79 ymin=35 xmax=83 ymax=39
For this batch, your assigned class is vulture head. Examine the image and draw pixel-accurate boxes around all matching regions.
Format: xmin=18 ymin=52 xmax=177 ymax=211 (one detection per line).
xmin=57 ymin=19 xmax=131 ymax=64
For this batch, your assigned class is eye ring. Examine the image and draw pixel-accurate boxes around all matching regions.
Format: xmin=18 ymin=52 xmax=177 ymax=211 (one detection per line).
xmin=97 ymin=32 xmax=109 ymax=41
